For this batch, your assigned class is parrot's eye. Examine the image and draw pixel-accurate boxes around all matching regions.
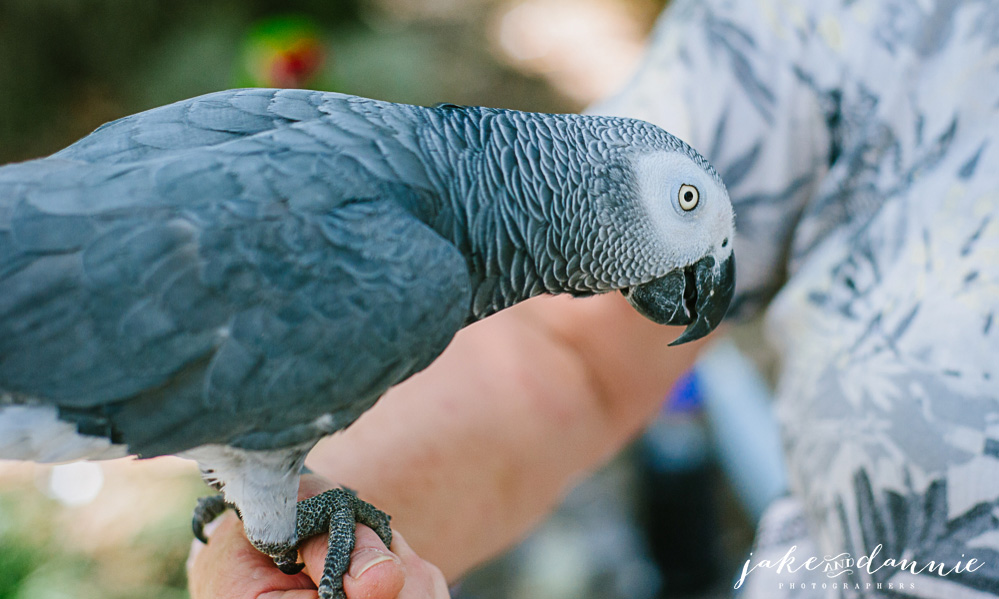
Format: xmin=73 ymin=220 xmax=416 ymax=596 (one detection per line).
xmin=678 ymin=184 xmax=699 ymax=211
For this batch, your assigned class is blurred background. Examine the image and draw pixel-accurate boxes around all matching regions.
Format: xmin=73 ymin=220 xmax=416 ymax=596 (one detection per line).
xmin=0 ymin=0 xmax=666 ymax=163
xmin=0 ymin=1 xmax=787 ymax=598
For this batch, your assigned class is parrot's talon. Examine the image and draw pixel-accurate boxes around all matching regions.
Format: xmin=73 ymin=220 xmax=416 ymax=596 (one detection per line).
xmin=192 ymin=494 xmax=233 ymax=544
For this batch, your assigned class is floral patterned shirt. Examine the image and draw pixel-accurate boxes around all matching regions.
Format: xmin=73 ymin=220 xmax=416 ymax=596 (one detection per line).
xmin=595 ymin=0 xmax=999 ymax=596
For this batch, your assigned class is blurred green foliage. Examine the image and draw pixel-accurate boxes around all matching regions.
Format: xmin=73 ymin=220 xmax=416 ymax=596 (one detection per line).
xmin=0 ymin=466 xmax=206 ymax=599
xmin=0 ymin=0 xmax=571 ymax=163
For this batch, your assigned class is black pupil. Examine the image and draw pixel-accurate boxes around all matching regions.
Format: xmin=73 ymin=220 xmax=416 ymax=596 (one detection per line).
xmin=683 ymin=190 xmax=694 ymax=202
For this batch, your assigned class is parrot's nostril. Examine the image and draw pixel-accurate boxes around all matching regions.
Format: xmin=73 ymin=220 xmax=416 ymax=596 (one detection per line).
xmin=722 ymin=237 xmax=729 ymax=248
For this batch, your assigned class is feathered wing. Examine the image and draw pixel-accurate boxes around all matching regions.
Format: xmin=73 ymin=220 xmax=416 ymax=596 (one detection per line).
xmin=0 ymin=101 xmax=471 ymax=458
xmin=53 ymin=89 xmax=356 ymax=165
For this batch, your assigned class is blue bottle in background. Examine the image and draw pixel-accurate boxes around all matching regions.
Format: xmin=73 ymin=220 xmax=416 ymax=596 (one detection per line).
xmin=637 ymin=369 xmax=721 ymax=596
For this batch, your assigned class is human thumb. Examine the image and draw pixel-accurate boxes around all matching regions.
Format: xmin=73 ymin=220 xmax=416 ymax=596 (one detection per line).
xmin=300 ymin=524 xmax=405 ymax=599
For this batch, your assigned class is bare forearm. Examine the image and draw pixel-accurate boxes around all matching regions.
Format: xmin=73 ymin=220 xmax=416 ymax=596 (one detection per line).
xmin=306 ymin=292 xmax=703 ymax=580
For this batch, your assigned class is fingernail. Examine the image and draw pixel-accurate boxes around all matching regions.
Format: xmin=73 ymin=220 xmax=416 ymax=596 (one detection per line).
xmin=348 ymin=548 xmax=396 ymax=579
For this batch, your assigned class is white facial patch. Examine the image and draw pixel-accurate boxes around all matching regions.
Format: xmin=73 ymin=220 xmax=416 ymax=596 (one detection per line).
xmin=631 ymin=150 xmax=729 ymax=269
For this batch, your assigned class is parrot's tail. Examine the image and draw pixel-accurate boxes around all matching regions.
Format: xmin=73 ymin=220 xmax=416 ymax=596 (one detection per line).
xmin=0 ymin=403 xmax=128 ymax=463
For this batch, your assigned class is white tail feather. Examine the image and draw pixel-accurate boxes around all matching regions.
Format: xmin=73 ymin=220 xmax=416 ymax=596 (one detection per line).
xmin=0 ymin=405 xmax=128 ymax=463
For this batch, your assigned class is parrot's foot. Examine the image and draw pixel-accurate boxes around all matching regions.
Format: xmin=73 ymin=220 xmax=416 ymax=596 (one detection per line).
xmin=192 ymin=494 xmax=234 ymax=543
xmin=192 ymin=494 xmax=304 ymax=573
xmin=291 ymin=488 xmax=393 ymax=599
xmin=192 ymin=489 xmax=392 ymax=599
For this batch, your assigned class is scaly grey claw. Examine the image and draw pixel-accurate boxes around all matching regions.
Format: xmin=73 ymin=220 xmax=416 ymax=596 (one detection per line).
xmin=192 ymin=494 xmax=233 ymax=543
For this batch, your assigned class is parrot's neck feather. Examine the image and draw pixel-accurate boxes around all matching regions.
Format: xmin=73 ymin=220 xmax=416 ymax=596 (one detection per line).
xmin=415 ymin=107 xmax=610 ymax=321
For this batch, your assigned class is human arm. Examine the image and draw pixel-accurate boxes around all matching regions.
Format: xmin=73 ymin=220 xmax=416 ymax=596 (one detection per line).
xmin=304 ymin=291 xmax=707 ymax=580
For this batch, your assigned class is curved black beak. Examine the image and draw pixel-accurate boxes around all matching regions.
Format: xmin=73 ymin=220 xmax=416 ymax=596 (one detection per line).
xmin=621 ymin=254 xmax=735 ymax=346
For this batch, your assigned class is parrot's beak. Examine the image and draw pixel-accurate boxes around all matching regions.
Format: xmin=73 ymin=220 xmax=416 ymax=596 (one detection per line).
xmin=621 ymin=254 xmax=735 ymax=346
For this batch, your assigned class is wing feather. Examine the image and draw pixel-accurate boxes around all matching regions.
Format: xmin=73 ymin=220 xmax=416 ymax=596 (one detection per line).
xmin=0 ymin=94 xmax=471 ymax=456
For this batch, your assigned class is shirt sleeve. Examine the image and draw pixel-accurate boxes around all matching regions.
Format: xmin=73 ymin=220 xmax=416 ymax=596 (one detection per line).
xmin=589 ymin=0 xmax=833 ymax=320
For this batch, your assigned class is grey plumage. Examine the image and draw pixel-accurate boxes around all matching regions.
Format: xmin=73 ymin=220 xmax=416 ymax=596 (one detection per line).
xmin=0 ymin=88 xmax=735 ymax=597
xmin=1 ymin=88 xmax=732 ymax=456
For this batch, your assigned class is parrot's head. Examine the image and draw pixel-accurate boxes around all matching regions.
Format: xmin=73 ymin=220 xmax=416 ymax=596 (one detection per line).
xmin=426 ymin=106 xmax=733 ymax=341
xmin=575 ymin=117 xmax=736 ymax=345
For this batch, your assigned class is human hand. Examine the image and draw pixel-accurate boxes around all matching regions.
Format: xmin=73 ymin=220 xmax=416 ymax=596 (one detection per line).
xmin=187 ymin=476 xmax=450 ymax=599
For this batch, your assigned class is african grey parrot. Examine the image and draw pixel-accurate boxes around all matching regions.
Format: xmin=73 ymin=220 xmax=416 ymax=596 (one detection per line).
xmin=0 ymin=88 xmax=735 ymax=598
